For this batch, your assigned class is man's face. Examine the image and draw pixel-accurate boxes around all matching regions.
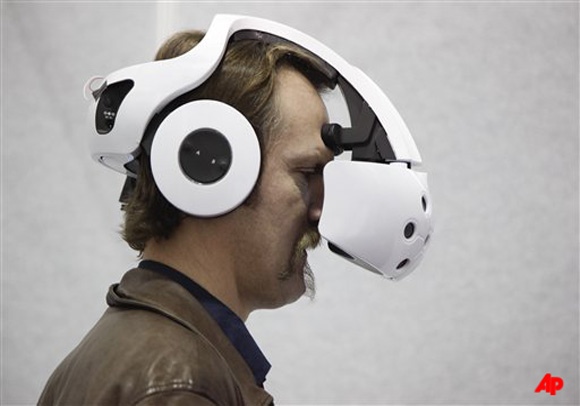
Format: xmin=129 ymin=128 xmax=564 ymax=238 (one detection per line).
xmin=231 ymin=67 xmax=334 ymax=311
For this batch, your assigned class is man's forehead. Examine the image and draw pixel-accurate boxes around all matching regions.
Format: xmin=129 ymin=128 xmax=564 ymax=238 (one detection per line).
xmin=275 ymin=69 xmax=328 ymax=120
xmin=269 ymin=68 xmax=332 ymax=162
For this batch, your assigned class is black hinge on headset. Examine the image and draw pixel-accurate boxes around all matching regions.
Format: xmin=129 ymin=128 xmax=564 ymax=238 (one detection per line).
xmin=322 ymin=76 xmax=397 ymax=163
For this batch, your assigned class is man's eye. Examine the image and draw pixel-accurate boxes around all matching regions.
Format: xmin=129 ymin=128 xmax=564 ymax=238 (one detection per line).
xmin=296 ymin=169 xmax=315 ymax=188
xmin=298 ymin=172 xmax=312 ymax=184
xmin=296 ymin=166 xmax=323 ymax=189
xmin=300 ymin=169 xmax=319 ymax=182
xmin=301 ymin=166 xmax=323 ymax=176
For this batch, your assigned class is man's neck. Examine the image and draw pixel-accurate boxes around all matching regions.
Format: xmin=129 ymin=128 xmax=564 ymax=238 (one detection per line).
xmin=142 ymin=217 xmax=251 ymax=321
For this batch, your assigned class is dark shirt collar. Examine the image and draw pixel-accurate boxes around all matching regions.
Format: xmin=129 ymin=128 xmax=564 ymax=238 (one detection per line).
xmin=138 ymin=260 xmax=271 ymax=387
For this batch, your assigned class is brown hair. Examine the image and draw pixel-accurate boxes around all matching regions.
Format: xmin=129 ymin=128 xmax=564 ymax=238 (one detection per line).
xmin=121 ymin=30 xmax=332 ymax=254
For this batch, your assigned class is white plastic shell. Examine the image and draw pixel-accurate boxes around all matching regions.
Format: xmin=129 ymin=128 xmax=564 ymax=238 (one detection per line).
xmin=319 ymin=161 xmax=433 ymax=280
xmin=87 ymin=14 xmax=433 ymax=279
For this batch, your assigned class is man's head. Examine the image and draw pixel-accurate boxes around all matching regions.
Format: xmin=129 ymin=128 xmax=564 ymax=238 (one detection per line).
xmin=122 ymin=30 xmax=334 ymax=314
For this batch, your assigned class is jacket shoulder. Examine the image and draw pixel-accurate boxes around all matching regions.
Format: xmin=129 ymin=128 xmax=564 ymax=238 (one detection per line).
xmin=39 ymin=306 xmax=243 ymax=405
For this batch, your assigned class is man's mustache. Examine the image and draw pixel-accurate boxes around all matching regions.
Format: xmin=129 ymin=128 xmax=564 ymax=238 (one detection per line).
xmin=296 ymin=228 xmax=321 ymax=252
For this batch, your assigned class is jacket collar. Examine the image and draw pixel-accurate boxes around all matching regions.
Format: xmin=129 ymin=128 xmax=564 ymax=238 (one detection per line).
xmin=106 ymin=267 xmax=274 ymax=406
xmin=137 ymin=260 xmax=271 ymax=386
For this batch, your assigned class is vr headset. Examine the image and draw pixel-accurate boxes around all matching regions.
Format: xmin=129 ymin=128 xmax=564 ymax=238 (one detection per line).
xmin=85 ymin=14 xmax=433 ymax=280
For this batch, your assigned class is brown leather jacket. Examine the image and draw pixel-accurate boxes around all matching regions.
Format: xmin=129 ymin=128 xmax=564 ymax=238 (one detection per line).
xmin=38 ymin=268 xmax=275 ymax=406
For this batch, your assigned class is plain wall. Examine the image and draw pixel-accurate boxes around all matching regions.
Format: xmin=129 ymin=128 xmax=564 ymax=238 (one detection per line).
xmin=2 ymin=1 xmax=578 ymax=405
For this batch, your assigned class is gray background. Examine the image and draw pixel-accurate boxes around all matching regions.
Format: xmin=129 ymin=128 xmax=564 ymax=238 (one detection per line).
xmin=1 ymin=1 xmax=578 ymax=405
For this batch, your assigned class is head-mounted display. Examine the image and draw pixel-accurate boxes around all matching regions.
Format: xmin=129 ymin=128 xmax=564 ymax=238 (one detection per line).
xmin=85 ymin=14 xmax=433 ymax=280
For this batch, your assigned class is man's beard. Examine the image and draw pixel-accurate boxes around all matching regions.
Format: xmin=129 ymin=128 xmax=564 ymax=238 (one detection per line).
xmin=278 ymin=228 xmax=321 ymax=299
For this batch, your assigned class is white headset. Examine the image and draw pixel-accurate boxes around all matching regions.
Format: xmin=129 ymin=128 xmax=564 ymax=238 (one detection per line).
xmin=85 ymin=14 xmax=433 ymax=280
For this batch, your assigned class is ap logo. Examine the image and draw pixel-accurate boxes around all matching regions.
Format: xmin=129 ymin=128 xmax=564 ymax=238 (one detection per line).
xmin=535 ymin=373 xmax=564 ymax=396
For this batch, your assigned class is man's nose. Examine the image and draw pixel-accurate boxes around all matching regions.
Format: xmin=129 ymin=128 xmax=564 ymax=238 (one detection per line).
xmin=307 ymin=174 xmax=325 ymax=225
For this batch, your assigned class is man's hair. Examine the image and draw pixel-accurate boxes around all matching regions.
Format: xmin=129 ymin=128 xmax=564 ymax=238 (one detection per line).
xmin=122 ymin=30 xmax=332 ymax=254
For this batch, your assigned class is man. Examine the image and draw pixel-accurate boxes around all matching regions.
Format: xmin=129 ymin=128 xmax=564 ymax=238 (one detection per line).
xmin=39 ymin=27 xmax=334 ymax=405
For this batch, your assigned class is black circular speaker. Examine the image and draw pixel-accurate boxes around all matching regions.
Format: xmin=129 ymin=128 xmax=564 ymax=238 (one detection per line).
xmin=178 ymin=128 xmax=232 ymax=184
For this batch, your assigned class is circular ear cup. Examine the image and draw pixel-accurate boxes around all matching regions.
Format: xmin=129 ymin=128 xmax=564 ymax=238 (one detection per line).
xmin=150 ymin=100 xmax=261 ymax=217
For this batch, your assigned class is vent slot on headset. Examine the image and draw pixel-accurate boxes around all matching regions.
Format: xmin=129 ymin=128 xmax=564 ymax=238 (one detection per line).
xmin=95 ymin=80 xmax=134 ymax=134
